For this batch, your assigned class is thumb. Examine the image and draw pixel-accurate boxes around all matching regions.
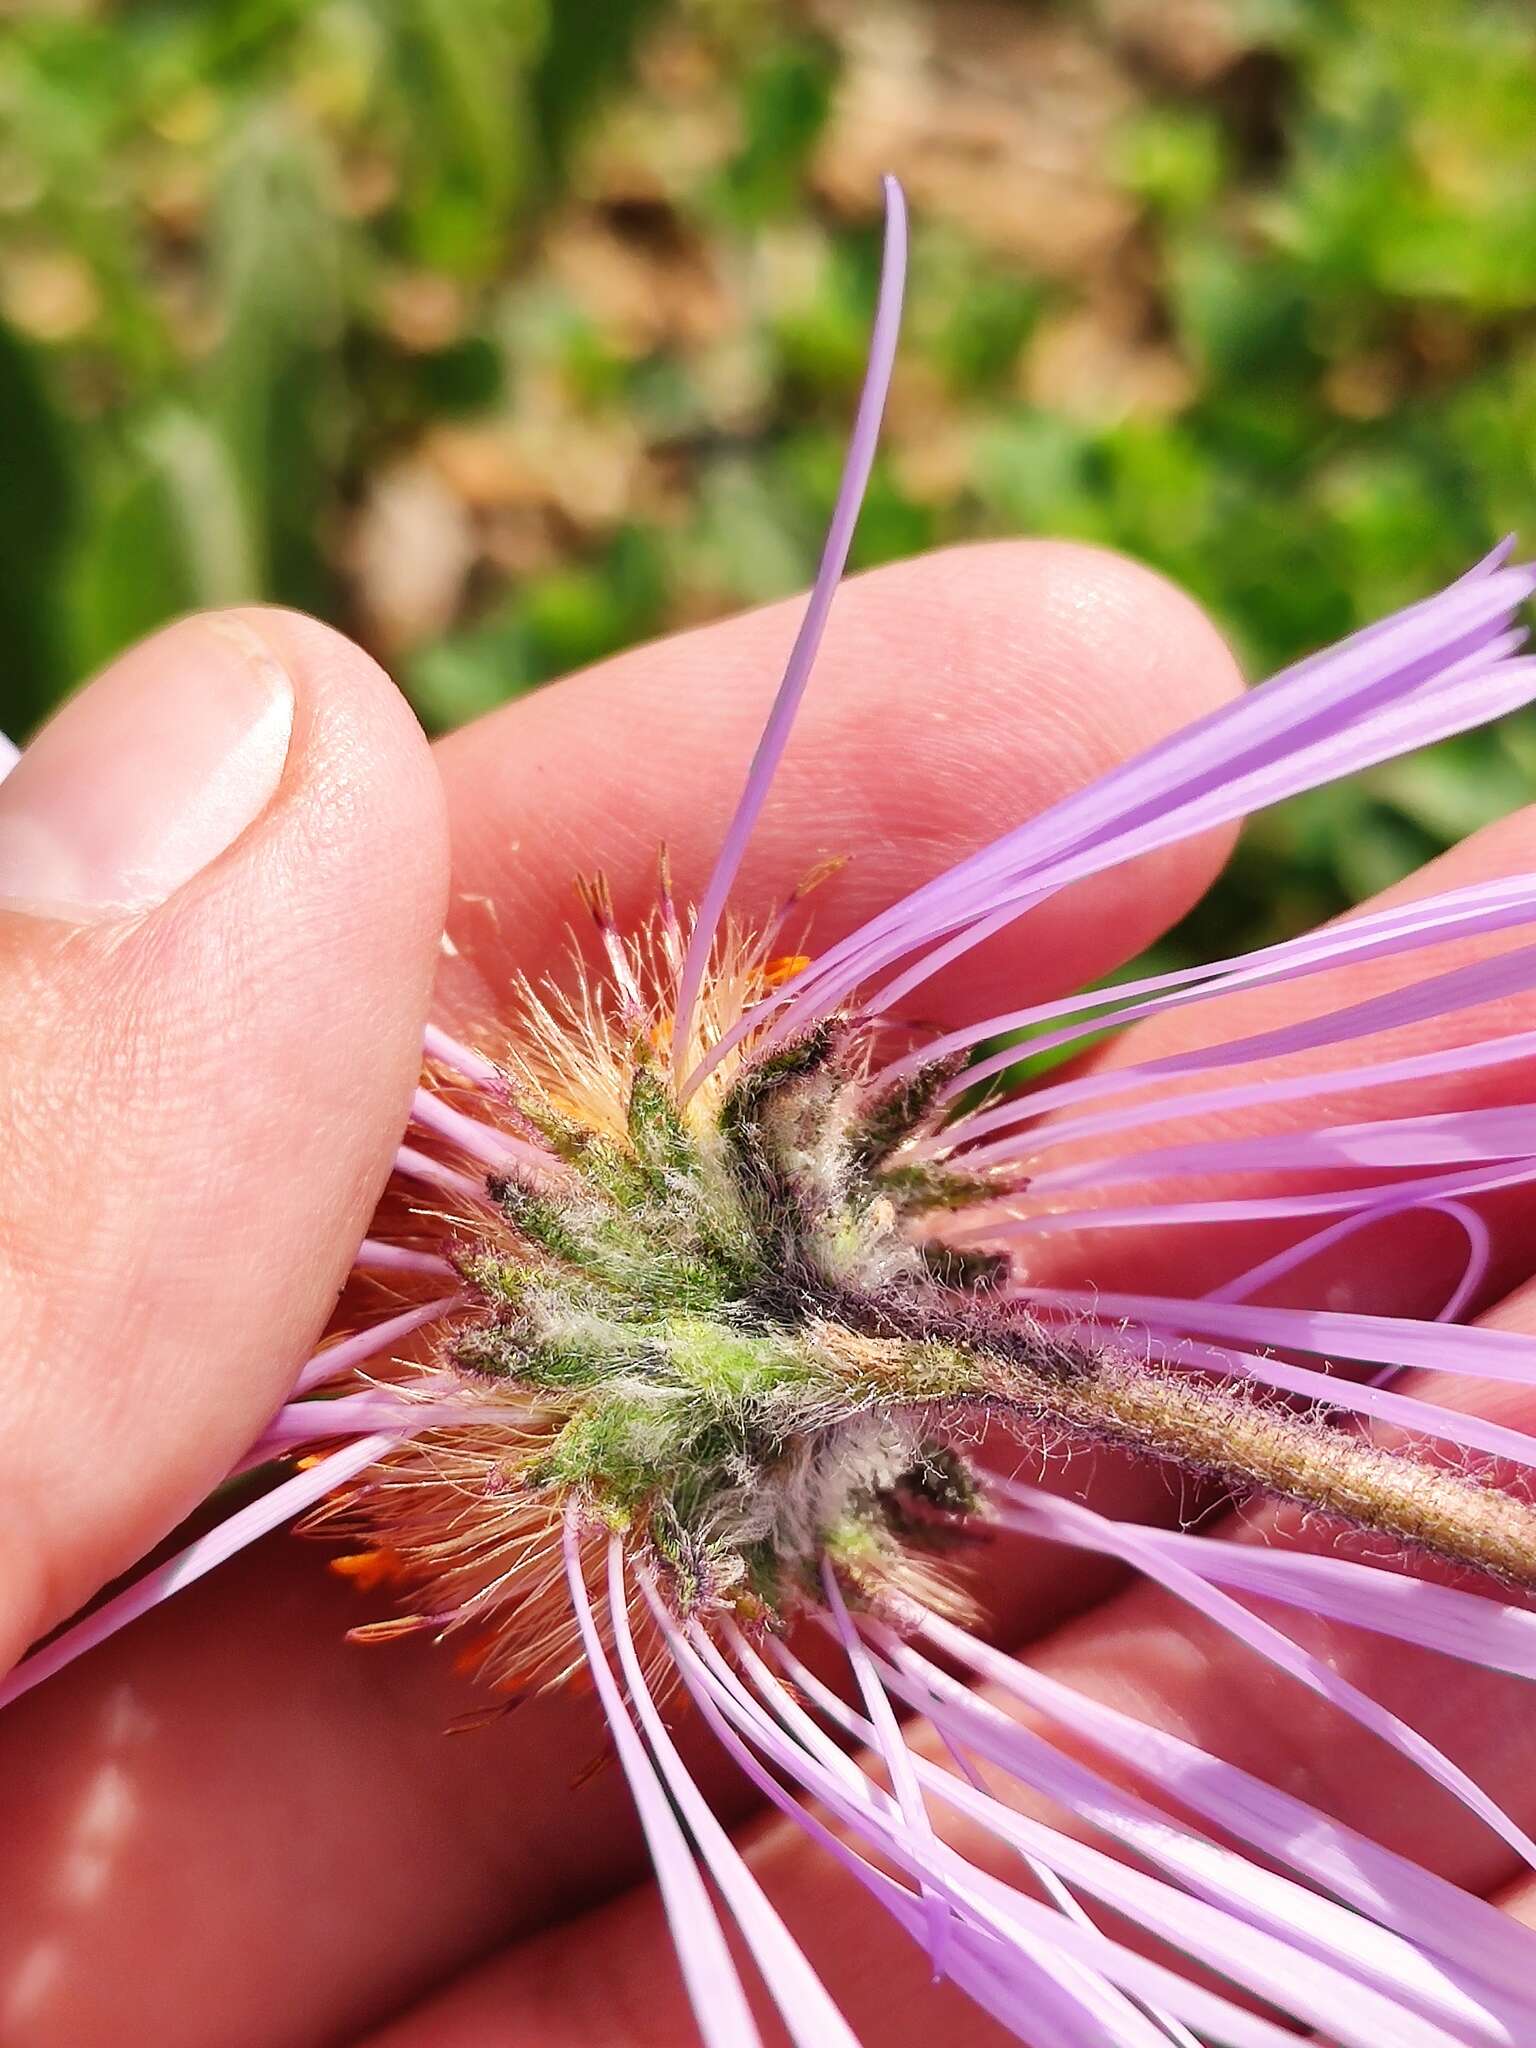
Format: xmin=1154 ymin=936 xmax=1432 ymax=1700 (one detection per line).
xmin=0 ymin=609 xmax=448 ymax=1666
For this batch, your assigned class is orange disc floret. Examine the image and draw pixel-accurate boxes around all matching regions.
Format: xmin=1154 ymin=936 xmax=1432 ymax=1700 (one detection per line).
xmin=760 ymin=952 xmax=812 ymax=989
xmin=328 ymin=1547 xmax=406 ymax=1593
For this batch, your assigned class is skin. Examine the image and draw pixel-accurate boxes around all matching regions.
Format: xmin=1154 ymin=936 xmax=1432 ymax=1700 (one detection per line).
xmin=3 ymin=540 xmax=1536 ymax=2045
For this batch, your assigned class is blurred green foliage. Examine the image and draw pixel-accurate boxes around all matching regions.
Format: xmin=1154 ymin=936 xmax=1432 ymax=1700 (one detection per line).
xmin=2 ymin=0 xmax=1535 ymax=962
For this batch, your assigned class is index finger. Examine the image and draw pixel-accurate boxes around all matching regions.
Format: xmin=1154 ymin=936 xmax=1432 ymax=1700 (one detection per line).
xmin=431 ymin=538 xmax=1243 ymax=1034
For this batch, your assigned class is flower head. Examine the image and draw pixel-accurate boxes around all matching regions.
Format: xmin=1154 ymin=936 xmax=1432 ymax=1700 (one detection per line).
xmin=12 ymin=178 xmax=1536 ymax=2046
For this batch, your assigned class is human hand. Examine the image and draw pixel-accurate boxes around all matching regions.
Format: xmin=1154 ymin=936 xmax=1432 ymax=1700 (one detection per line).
xmin=2 ymin=543 xmax=1536 ymax=2045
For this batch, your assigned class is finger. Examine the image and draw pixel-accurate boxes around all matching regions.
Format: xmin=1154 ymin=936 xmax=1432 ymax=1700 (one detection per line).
xmin=1015 ymin=798 xmax=1536 ymax=1316
xmin=352 ymin=1849 xmax=998 ymax=2048
xmin=0 ymin=545 xmax=1244 ymax=2048
xmin=432 ymin=538 xmax=1243 ymax=1034
xmin=0 ymin=609 xmax=448 ymax=1665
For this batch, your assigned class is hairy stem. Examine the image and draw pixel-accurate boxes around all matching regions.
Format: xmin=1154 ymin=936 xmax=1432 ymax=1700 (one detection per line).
xmin=895 ymin=1329 xmax=1536 ymax=1588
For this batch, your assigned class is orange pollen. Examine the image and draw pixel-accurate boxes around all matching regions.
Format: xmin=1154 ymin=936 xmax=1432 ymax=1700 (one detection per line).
xmin=329 ymin=1548 xmax=405 ymax=1593
xmin=761 ymin=952 xmax=813 ymax=989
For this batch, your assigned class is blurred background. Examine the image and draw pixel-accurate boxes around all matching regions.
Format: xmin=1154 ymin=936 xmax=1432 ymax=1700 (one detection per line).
xmin=2 ymin=0 xmax=1534 ymax=962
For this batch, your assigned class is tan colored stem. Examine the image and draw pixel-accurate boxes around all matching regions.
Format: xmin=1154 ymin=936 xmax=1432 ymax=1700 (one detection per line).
xmin=875 ymin=1330 xmax=1536 ymax=1587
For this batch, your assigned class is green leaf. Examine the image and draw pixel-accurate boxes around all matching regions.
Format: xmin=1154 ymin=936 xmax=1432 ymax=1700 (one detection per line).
xmin=204 ymin=107 xmax=345 ymax=615
xmin=66 ymin=452 xmax=199 ymax=681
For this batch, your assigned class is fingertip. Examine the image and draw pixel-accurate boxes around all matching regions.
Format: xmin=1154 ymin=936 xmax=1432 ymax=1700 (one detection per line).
xmin=127 ymin=603 xmax=451 ymax=1225
xmin=0 ymin=605 xmax=449 ymax=1652
xmin=217 ymin=604 xmax=450 ymax=912
xmin=435 ymin=539 xmax=1242 ymax=1025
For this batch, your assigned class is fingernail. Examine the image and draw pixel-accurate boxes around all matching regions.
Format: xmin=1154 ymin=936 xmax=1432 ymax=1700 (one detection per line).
xmin=0 ymin=616 xmax=294 ymax=922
